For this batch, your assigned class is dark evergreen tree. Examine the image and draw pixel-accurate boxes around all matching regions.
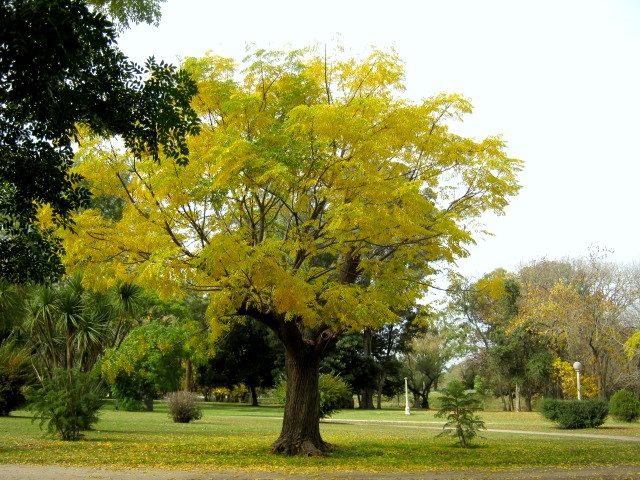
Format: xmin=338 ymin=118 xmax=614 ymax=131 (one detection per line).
xmin=321 ymin=332 xmax=379 ymax=408
xmin=321 ymin=309 xmax=429 ymax=409
xmin=200 ymin=321 xmax=280 ymax=406
xmin=0 ymin=0 xmax=198 ymax=283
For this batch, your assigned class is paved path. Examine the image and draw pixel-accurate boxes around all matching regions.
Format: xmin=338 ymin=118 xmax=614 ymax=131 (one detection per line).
xmin=220 ymin=415 xmax=640 ymax=443
xmin=2 ymin=464 xmax=640 ymax=480
xmin=322 ymin=418 xmax=640 ymax=442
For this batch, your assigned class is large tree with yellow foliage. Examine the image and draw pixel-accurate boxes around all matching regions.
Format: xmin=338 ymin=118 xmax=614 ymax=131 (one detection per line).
xmin=63 ymin=48 xmax=521 ymax=455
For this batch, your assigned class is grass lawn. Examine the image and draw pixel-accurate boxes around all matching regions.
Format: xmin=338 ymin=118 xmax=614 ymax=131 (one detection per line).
xmin=1 ymin=402 xmax=639 ymax=474
xmin=329 ymin=407 xmax=640 ymax=437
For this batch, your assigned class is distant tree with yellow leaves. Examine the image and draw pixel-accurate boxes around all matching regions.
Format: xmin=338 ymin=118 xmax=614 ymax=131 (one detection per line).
xmin=517 ymin=255 xmax=640 ymax=398
xmin=551 ymin=358 xmax=599 ymax=399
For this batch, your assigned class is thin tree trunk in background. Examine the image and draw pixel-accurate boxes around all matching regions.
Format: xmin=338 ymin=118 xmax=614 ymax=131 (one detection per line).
xmin=376 ymin=376 xmax=384 ymax=409
xmin=143 ymin=396 xmax=154 ymax=411
xmin=421 ymin=387 xmax=431 ymax=409
xmin=184 ymin=359 xmax=192 ymax=391
xmin=250 ymin=384 xmax=259 ymax=406
xmin=525 ymin=393 xmax=533 ymax=411
xmin=65 ymin=332 xmax=73 ymax=380
xmin=515 ymin=383 xmax=521 ymax=412
xmin=359 ymin=328 xmax=375 ymax=409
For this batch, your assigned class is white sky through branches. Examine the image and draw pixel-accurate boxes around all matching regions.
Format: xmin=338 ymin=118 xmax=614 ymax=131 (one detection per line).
xmin=119 ymin=0 xmax=640 ymax=279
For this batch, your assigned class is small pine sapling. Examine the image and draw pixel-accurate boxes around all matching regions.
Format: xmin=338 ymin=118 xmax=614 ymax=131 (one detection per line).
xmin=435 ymin=380 xmax=485 ymax=447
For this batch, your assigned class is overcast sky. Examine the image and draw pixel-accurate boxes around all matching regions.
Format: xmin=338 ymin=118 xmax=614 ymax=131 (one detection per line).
xmin=119 ymin=0 xmax=640 ymax=279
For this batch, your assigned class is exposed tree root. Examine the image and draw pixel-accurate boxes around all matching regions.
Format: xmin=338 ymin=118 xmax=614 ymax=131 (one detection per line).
xmin=271 ymin=437 xmax=329 ymax=456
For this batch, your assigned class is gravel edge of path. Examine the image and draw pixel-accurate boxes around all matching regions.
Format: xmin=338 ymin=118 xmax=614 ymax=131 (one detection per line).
xmin=2 ymin=463 xmax=640 ymax=480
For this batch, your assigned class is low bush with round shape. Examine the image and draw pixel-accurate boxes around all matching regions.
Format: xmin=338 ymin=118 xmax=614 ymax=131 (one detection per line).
xmin=273 ymin=372 xmax=353 ymax=419
xmin=540 ymin=398 xmax=608 ymax=429
xmin=609 ymin=389 xmax=640 ymax=422
xmin=318 ymin=373 xmax=353 ymax=418
xmin=166 ymin=391 xmax=202 ymax=423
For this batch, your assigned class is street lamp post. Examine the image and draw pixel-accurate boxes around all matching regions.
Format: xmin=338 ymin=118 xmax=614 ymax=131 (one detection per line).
xmin=404 ymin=377 xmax=411 ymax=415
xmin=573 ymin=361 xmax=583 ymax=400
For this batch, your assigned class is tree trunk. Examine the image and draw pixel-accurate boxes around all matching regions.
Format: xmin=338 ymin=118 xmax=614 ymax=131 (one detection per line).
xmin=515 ymin=383 xmax=521 ymax=412
xmin=143 ymin=396 xmax=154 ymax=411
xmin=590 ymin=341 xmax=609 ymax=398
xmin=359 ymin=329 xmax=375 ymax=409
xmin=250 ymin=384 xmax=259 ymax=406
xmin=271 ymin=337 xmax=327 ymax=456
xmin=376 ymin=376 xmax=384 ymax=410
xmin=421 ymin=388 xmax=431 ymax=409
xmin=66 ymin=333 xmax=73 ymax=373
xmin=360 ymin=388 xmax=375 ymax=409
xmin=184 ymin=359 xmax=192 ymax=391
xmin=412 ymin=392 xmax=421 ymax=408
xmin=524 ymin=394 xmax=532 ymax=412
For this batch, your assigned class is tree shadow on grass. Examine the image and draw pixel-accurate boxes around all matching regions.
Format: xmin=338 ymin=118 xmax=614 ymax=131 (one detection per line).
xmin=322 ymin=444 xmax=384 ymax=458
xmin=439 ymin=442 xmax=489 ymax=450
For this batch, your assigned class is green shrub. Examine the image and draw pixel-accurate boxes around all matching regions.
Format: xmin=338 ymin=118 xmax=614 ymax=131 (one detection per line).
xmin=101 ymin=323 xmax=186 ymax=413
xmin=318 ymin=373 xmax=353 ymax=418
xmin=114 ymin=394 xmax=143 ymax=411
xmin=27 ymin=369 xmax=104 ymax=440
xmin=165 ymin=391 xmax=202 ymax=423
xmin=609 ymin=389 xmax=640 ymax=422
xmin=111 ymin=375 xmax=155 ymax=411
xmin=274 ymin=372 xmax=353 ymax=419
xmin=0 ymin=341 xmax=31 ymax=416
xmin=540 ymin=398 xmax=608 ymax=429
xmin=435 ymin=380 xmax=485 ymax=447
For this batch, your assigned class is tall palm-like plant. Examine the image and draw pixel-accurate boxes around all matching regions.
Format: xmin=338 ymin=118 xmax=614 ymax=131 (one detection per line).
xmin=57 ymin=275 xmax=87 ymax=372
xmin=108 ymin=282 xmax=143 ymax=349
xmin=23 ymin=284 xmax=63 ymax=380
xmin=22 ymin=275 xmax=142 ymax=380
xmin=79 ymin=290 xmax=114 ymax=371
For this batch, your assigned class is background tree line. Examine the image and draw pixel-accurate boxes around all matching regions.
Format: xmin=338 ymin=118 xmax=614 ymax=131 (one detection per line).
xmin=449 ymin=251 xmax=640 ymax=411
xmin=1 ymin=273 xmax=461 ymax=414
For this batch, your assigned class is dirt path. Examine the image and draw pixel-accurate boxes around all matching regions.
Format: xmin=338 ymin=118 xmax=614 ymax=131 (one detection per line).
xmin=2 ymin=464 xmax=640 ymax=480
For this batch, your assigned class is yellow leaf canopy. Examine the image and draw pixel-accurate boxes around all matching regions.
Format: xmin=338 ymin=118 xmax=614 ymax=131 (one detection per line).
xmin=65 ymin=48 xmax=522 ymax=335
